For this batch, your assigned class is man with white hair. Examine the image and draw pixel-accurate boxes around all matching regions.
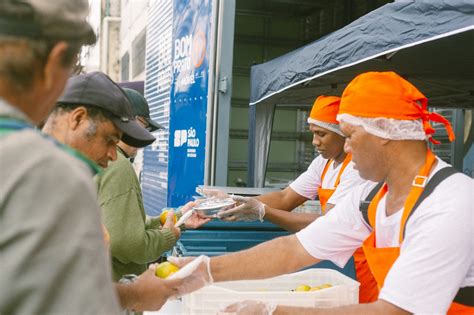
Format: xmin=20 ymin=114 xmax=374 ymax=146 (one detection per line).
xmin=167 ymin=72 xmax=473 ymax=314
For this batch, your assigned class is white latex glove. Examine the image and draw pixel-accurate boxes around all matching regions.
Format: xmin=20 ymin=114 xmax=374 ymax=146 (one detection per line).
xmin=166 ymin=255 xmax=213 ymax=296
xmin=217 ymin=195 xmax=265 ymax=222
xmin=218 ymin=300 xmax=277 ymax=315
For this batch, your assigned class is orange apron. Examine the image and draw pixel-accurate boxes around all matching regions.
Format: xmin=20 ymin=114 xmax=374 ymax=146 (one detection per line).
xmin=318 ymin=153 xmax=378 ymax=303
xmin=318 ymin=153 xmax=352 ymax=215
xmin=362 ymin=150 xmax=473 ymax=313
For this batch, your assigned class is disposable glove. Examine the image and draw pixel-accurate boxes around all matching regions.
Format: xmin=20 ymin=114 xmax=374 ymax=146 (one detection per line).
xmin=218 ymin=300 xmax=277 ymax=315
xmin=166 ymin=255 xmax=213 ymax=296
xmin=217 ymin=195 xmax=265 ymax=222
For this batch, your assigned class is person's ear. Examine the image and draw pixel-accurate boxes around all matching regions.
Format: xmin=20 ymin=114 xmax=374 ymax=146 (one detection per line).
xmin=42 ymin=41 xmax=70 ymax=90
xmin=68 ymin=106 xmax=88 ymax=130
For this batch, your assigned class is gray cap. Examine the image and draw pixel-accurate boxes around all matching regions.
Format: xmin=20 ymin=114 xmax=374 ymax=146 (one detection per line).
xmin=0 ymin=0 xmax=96 ymax=45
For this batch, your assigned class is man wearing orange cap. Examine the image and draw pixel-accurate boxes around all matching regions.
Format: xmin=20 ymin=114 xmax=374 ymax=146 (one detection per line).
xmin=164 ymin=72 xmax=473 ymax=314
xmin=206 ymin=96 xmax=366 ymax=229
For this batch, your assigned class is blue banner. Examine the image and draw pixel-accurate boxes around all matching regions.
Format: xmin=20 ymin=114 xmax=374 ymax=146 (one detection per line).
xmin=168 ymin=0 xmax=212 ymax=206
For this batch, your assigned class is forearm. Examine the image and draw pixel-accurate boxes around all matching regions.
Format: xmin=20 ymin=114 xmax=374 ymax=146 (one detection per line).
xmin=211 ymin=235 xmax=318 ymax=282
xmin=116 ymin=282 xmax=139 ymax=310
xmin=104 ymin=195 xmax=177 ymax=263
xmin=257 ymin=187 xmax=309 ymax=212
xmin=274 ymin=300 xmax=410 ymax=315
xmin=111 ymin=228 xmax=177 ymax=264
xmin=115 ymin=270 xmax=180 ymax=312
xmin=264 ymin=206 xmax=320 ymax=232
xmin=256 ymin=191 xmax=288 ymax=209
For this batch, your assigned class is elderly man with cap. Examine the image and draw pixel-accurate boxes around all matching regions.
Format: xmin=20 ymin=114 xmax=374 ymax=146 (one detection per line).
xmin=94 ymin=87 xmax=210 ymax=283
xmin=202 ymin=96 xmax=376 ymax=303
xmin=164 ymin=72 xmax=473 ymax=314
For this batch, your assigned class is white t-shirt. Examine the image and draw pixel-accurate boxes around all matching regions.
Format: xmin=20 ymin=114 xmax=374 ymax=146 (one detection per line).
xmin=290 ymin=155 xmax=367 ymax=205
xmin=296 ymin=158 xmax=474 ymax=314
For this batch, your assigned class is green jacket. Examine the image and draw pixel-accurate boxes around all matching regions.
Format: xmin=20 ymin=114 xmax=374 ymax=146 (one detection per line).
xmin=96 ymin=149 xmax=177 ymax=281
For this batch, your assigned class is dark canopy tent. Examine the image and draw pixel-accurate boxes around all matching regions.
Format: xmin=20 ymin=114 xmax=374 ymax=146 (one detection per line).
xmin=248 ymin=0 xmax=474 ymax=187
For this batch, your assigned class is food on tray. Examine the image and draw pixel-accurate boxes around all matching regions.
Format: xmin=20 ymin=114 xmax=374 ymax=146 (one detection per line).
xmin=155 ymin=261 xmax=180 ymax=278
xmin=293 ymin=283 xmax=333 ymax=292
xmin=294 ymin=284 xmax=311 ymax=292
xmin=193 ymin=198 xmax=236 ymax=218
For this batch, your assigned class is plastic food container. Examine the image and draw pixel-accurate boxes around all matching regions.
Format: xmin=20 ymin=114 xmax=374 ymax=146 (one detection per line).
xmin=181 ymin=268 xmax=359 ymax=314
xmin=193 ymin=198 xmax=235 ymax=218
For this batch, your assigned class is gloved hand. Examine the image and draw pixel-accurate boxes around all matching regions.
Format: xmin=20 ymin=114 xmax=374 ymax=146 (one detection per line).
xmin=197 ymin=187 xmax=231 ymax=200
xmin=218 ymin=300 xmax=277 ymax=315
xmin=166 ymin=255 xmax=213 ymax=296
xmin=217 ymin=196 xmax=266 ymax=222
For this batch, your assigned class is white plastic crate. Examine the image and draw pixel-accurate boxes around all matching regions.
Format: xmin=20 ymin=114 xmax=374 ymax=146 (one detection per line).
xmin=182 ymin=268 xmax=359 ymax=315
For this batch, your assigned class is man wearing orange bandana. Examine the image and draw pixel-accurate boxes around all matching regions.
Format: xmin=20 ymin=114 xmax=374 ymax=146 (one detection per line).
xmin=214 ymin=96 xmax=367 ymax=229
xmin=167 ymin=72 xmax=473 ymax=314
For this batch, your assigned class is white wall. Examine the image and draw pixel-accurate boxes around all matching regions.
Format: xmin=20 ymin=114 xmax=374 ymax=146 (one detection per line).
xmin=82 ymin=0 xmax=101 ymax=72
xmin=93 ymin=0 xmax=122 ymax=81
xmin=120 ymin=0 xmax=149 ymax=81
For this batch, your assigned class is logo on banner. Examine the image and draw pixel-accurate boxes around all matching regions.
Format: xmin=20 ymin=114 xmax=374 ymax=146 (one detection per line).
xmin=174 ymin=129 xmax=187 ymax=147
xmin=173 ymin=29 xmax=207 ymax=88
xmin=192 ymin=30 xmax=206 ymax=68
xmin=173 ymin=127 xmax=200 ymax=158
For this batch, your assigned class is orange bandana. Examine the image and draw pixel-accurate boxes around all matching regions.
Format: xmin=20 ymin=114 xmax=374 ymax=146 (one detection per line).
xmin=339 ymin=72 xmax=455 ymax=144
xmin=309 ymin=96 xmax=341 ymax=124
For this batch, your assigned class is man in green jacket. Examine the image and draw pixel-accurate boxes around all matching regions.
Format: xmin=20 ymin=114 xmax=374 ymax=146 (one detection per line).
xmin=96 ymin=88 xmax=210 ymax=281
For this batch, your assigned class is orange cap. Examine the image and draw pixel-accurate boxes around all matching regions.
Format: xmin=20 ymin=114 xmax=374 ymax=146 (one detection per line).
xmin=309 ymin=96 xmax=341 ymax=124
xmin=339 ymin=72 xmax=455 ymax=144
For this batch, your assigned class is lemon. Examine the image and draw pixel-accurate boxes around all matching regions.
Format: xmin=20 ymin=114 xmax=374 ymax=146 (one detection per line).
xmin=295 ymin=284 xmax=311 ymax=292
xmin=155 ymin=261 xmax=180 ymax=278
xmin=320 ymin=283 xmax=332 ymax=289
xmin=310 ymin=286 xmax=322 ymax=291
xmin=160 ymin=210 xmax=177 ymax=225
